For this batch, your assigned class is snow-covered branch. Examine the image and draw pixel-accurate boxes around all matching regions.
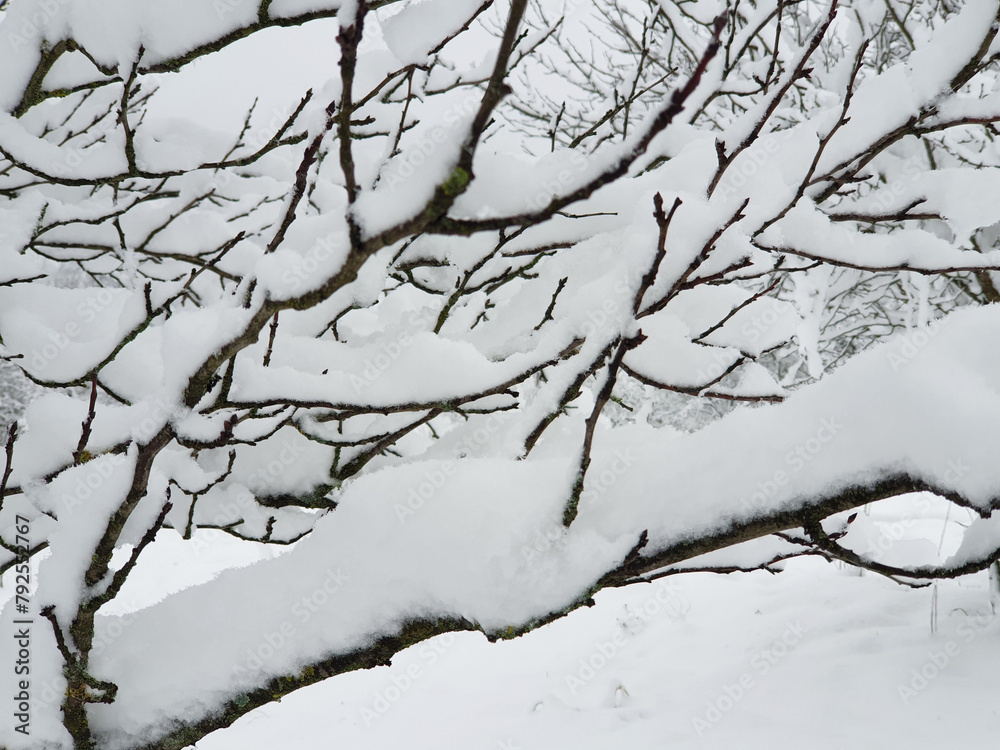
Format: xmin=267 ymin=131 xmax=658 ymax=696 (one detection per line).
xmin=3 ymin=0 xmax=1000 ymax=747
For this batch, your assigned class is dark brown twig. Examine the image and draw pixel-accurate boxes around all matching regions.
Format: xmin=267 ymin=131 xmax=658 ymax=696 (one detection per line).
xmin=0 ymin=423 xmax=16 ymax=513
xmin=634 ymin=193 xmax=682 ymax=315
xmin=87 ymin=495 xmax=174 ymax=609
xmin=564 ymin=332 xmax=645 ymax=527
xmin=73 ymin=373 xmax=99 ymax=465
xmin=263 ymin=312 xmax=280 ymax=367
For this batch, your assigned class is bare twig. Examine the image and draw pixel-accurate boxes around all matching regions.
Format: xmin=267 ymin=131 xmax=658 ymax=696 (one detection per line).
xmin=73 ymin=373 xmax=99 ymax=465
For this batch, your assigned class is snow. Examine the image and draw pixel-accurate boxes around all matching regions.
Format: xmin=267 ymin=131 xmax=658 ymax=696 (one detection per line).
xmin=0 ymin=110 xmax=128 ymax=180
xmin=625 ymin=312 xmax=741 ymax=389
xmin=195 ymin=563 xmax=991 ymax=750
xmin=379 ymin=0 xmax=489 ymax=65
xmin=0 ymin=0 xmax=263 ymax=110
xmin=0 ymin=303 xmax=983 ymax=747
xmin=18 ymin=539 xmax=1000 ymax=750
xmin=5 ymin=0 xmax=1000 ymax=748
xmin=0 ymin=285 xmax=147 ymax=384
xmin=104 ymin=305 xmax=258 ymax=403
xmin=814 ymin=0 xmax=1000 ymax=176
xmin=833 ymin=167 xmax=1000 ymax=247
xmin=81 ymin=455 xmax=633 ymax=747
xmin=232 ymin=324 xmax=584 ymax=409
xmin=758 ymin=202 xmax=1000 ymax=271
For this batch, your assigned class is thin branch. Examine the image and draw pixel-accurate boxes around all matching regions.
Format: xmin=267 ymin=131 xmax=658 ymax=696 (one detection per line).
xmin=337 ymin=2 xmax=368 ymax=249
xmin=73 ymin=373 xmax=99 ymax=465
xmin=634 ymin=193 xmax=683 ymax=315
xmin=87 ymin=495 xmax=174 ymax=609
xmin=564 ymin=333 xmax=644 ymax=526
xmin=0 ymin=423 xmax=16 ymax=513
xmin=262 ymin=312 xmax=280 ymax=367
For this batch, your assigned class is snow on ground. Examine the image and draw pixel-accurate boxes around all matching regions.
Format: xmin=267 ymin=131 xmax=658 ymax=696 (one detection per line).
xmin=187 ymin=556 xmax=999 ymax=750
xmin=53 ymin=496 xmax=996 ymax=750
xmin=3 ymin=489 xmax=997 ymax=749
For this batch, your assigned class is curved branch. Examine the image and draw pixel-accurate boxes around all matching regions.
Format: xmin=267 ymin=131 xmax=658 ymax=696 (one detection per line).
xmin=803 ymin=517 xmax=1000 ymax=582
xmin=600 ymin=472 xmax=984 ymax=587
